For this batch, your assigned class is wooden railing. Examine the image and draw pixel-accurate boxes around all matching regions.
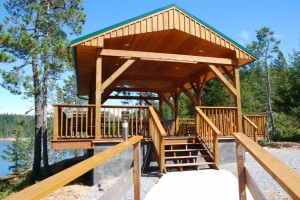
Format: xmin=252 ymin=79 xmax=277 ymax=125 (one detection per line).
xmin=148 ymin=106 xmax=167 ymax=173
xmin=195 ymin=107 xmax=221 ymax=166
xmin=243 ymin=115 xmax=266 ymax=136
xmin=6 ymin=136 xmax=143 ymax=200
xmin=198 ymin=106 xmax=238 ymax=137
xmin=234 ymin=132 xmax=300 ymax=200
xmin=242 ymin=115 xmax=258 ymax=142
xmin=53 ymin=105 xmax=150 ymax=140
xmin=101 ymin=105 xmax=149 ymax=138
xmin=53 ymin=104 xmax=96 ymax=140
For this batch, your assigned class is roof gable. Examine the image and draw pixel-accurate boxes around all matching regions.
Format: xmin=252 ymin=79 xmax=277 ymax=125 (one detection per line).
xmin=71 ymin=4 xmax=258 ymax=60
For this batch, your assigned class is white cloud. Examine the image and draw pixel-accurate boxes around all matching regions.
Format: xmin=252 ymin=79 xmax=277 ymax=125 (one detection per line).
xmin=238 ymin=31 xmax=250 ymax=41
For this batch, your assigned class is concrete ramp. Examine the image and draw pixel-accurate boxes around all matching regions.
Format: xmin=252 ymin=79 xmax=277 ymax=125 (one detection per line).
xmin=144 ymin=170 xmax=253 ymax=200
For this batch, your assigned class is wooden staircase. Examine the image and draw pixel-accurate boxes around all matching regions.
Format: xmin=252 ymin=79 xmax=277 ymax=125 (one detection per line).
xmin=164 ymin=137 xmax=217 ymax=172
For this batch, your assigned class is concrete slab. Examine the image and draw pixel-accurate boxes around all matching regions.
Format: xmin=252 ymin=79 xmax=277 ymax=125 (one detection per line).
xmin=144 ymin=169 xmax=254 ymax=200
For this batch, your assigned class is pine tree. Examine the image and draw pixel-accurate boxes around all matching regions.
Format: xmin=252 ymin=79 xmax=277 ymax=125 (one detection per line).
xmin=0 ymin=0 xmax=85 ymax=183
xmin=1 ymin=119 xmax=33 ymax=173
xmin=247 ymin=27 xmax=280 ymax=135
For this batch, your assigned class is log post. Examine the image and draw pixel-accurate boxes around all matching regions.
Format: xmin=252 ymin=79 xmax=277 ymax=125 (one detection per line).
xmin=133 ymin=142 xmax=141 ymax=200
xmin=95 ymin=52 xmax=102 ymax=139
xmin=233 ymin=68 xmax=242 ymax=132
xmin=236 ymin=140 xmax=246 ymax=200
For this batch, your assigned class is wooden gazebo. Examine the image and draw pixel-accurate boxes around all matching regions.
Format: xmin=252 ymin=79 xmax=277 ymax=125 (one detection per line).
xmin=52 ymin=4 xmax=265 ymax=172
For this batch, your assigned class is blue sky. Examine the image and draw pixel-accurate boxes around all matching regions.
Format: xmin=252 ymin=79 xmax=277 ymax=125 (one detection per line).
xmin=0 ymin=0 xmax=299 ymax=114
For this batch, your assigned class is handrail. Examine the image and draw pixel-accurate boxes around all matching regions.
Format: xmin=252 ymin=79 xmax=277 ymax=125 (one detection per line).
xmin=234 ymin=132 xmax=300 ymax=200
xmin=195 ymin=107 xmax=221 ymax=167
xmin=242 ymin=115 xmax=258 ymax=142
xmin=6 ymin=136 xmax=143 ymax=200
xmin=148 ymin=106 xmax=167 ymax=173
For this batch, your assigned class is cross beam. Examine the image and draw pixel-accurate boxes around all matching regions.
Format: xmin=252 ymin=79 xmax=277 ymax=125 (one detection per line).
xmin=100 ymin=49 xmax=238 ymax=66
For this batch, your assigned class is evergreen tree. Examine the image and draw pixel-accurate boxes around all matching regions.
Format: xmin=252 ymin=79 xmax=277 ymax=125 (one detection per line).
xmin=0 ymin=0 xmax=85 ymax=183
xmin=1 ymin=119 xmax=33 ymax=172
xmin=247 ymin=27 xmax=280 ymax=134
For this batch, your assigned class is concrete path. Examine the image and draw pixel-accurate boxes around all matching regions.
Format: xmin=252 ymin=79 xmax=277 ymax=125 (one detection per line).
xmin=144 ymin=169 xmax=253 ymax=200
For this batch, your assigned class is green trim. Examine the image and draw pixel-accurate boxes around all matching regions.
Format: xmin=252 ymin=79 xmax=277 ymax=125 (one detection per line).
xmin=71 ymin=4 xmax=258 ymax=59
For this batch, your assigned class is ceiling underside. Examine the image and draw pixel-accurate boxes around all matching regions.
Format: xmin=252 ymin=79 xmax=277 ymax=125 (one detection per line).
xmin=75 ymin=29 xmax=254 ymax=96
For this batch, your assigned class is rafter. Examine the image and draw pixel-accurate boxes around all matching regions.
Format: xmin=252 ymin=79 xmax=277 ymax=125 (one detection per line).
xmin=158 ymin=93 xmax=176 ymax=112
xmin=100 ymin=49 xmax=239 ymax=66
xmin=221 ymin=66 xmax=234 ymax=81
xmin=181 ymin=85 xmax=199 ymax=105
xmin=208 ymin=64 xmax=237 ymax=96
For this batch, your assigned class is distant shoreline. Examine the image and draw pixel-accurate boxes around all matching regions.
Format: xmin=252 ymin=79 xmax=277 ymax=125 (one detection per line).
xmin=0 ymin=138 xmax=15 ymax=142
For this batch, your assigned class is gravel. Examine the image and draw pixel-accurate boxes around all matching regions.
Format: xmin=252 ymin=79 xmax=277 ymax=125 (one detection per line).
xmin=44 ymin=147 xmax=299 ymax=200
xmin=219 ymin=147 xmax=300 ymax=200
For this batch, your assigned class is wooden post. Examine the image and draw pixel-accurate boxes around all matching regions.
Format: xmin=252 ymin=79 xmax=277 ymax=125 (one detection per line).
xmin=213 ymin=132 xmax=219 ymax=167
xmin=233 ymin=68 xmax=242 ymax=132
xmin=53 ymin=106 xmax=58 ymax=140
xmin=133 ymin=142 xmax=141 ymax=200
xmin=95 ymin=54 xmax=102 ymax=139
xmin=159 ymin=100 xmax=163 ymax=119
xmin=174 ymin=92 xmax=179 ymax=135
xmin=160 ymin=138 xmax=165 ymax=173
xmin=236 ymin=140 xmax=246 ymax=200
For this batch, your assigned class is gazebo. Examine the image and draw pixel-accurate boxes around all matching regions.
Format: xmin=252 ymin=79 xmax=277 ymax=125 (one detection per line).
xmin=52 ymin=4 xmax=265 ymax=175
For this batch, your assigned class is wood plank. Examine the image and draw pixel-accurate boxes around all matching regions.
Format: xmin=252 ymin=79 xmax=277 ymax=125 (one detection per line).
xmin=8 ymin=136 xmax=143 ymax=200
xmin=112 ymin=87 xmax=176 ymax=93
xmin=101 ymin=59 xmax=135 ymax=91
xmin=208 ymin=64 xmax=237 ymax=96
xmin=108 ymin=96 xmax=159 ymax=100
xmin=100 ymin=49 xmax=238 ymax=66
xmin=234 ymin=132 xmax=300 ymax=200
xmin=119 ymin=74 xmax=190 ymax=83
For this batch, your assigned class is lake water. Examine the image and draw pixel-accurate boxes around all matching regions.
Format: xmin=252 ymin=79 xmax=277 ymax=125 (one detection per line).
xmin=0 ymin=141 xmax=12 ymax=177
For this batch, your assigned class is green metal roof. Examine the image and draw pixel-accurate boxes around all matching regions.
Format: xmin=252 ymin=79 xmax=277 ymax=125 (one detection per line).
xmin=71 ymin=4 xmax=259 ymax=59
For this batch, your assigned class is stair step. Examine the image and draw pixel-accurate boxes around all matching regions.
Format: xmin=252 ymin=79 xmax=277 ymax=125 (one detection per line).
xmin=165 ymin=155 xmax=210 ymax=160
xmin=165 ymin=143 xmax=196 ymax=146
xmin=165 ymin=149 xmax=205 ymax=153
xmin=165 ymin=155 xmax=199 ymax=160
xmin=165 ymin=162 xmax=215 ymax=168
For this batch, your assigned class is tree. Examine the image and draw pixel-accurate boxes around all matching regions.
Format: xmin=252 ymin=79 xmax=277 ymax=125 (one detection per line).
xmin=0 ymin=0 xmax=85 ymax=183
xmin=1 ymin=119 xmax=33 ymax=173
xmin=247 ymin=27 xmax=280 ymax=135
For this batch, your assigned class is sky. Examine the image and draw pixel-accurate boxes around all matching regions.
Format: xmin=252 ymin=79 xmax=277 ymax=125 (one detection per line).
xmin=0 ymin=0 xmax=299 ymax=114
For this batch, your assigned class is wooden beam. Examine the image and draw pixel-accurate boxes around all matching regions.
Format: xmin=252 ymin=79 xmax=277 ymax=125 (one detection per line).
xmin=221 ymin=66 xmax=234 ymax=81
xmin=112 ymin=87 xmax=176 ymax=93
xmin=101 ymin=59 xmax=135 ymax=91
xmin=174 ymin=92 xmax=179 ymax=136
xmin=158 ymin=93 xmax=176 ymax=112
xmin=181 ymin=86 xmax=199 ymax=105
xmin=208 ymin=64 xmax=237 ymax=96
xmin=108 ymin=96 xmax=160 ymax=100
xmin=120 ymin=74 xmax=190 ymax=83
xmin=100 ymin=49 xmax=238 ymax=66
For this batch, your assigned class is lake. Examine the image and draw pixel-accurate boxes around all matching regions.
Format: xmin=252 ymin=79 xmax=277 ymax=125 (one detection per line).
xmin=0 ymin=141 xmax=12 ymax=178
